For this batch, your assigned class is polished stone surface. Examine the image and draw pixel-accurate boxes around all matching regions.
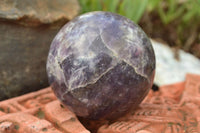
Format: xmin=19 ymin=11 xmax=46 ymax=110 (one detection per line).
xmin=47 ymin=12 xmax=155 ymax=120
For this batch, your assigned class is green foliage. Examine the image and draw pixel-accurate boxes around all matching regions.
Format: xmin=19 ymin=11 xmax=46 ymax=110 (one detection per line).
xmin=78 ymin=0 xmax=200 ymax=53
xmin=79 ymin=0 xmax=102 ymax=13
xmin=119 ymin=0 xmax=148 ymax=23
xmin=102 ymin=0 xmax=120 ymax=12
xmin=79 ymin=0 xmax=149 ymax=23
xmin=155 ymin=0 xmax=200 ymax=25
xmin=157 ymin=0 xmax=185 ymax=24
xmin=147 ymin=0 xmax=160 ymax=12
xmin=182 ymin=0 xmax=200 ymax=23
xmin=79 ymin=0 xmax=200 ymax=25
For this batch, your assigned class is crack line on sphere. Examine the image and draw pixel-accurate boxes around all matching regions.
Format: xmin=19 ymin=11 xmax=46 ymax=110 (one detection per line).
xmin=100 ymin=30 xmax=149 ymax=80
xmin=68 ymin=62 xmax=117 ymax=92
xmin=60 ymin=63 xmax=117 ymax=100
xmin=60 ymin=32 xmax=119 ymax=94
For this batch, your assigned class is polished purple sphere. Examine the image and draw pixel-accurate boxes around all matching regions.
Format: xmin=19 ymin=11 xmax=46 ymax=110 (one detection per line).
xmin=46 ymin=11 xmax=155 ymax=120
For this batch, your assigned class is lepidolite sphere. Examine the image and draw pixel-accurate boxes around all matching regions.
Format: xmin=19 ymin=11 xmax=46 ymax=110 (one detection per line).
xmin=47 ymin=11 xmax=155 ymax=120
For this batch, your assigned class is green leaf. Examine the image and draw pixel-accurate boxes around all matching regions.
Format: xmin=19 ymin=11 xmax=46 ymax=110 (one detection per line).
xmin=119 ymin=0 xmax=148 ymax=23
xmin=91 ymin=0 xmax=102 ymax=11
xmin=107 ymin=0 xmax=120 ymax=12
xmin=147 ymin=0 xmax=160 ymax=12
xmin=133 ymin=0 xmax=148 ymax=22
xmin=79 ymin=0 xmax=91 ymax=13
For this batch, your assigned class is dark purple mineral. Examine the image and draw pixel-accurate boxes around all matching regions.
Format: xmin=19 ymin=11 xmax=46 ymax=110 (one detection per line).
xmin=46 ymin=11 xmax=155 ymax=120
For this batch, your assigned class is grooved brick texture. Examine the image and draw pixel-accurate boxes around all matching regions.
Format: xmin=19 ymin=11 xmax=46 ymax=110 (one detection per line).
xmin=0 ymin=87 xmax=90 ymax=133
xmin=98 ymin=74 xmax=200 ymax=133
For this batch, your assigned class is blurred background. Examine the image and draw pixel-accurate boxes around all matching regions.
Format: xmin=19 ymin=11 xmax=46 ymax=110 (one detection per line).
xmin=79 ymin=0 xmax=200 ymax=58
xmin=0 ymin=0 xmax=199 ymax=100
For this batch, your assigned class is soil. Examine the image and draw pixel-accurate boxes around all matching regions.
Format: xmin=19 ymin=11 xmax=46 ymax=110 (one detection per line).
xmin=139 ymin=12 xmax=200 ymax=59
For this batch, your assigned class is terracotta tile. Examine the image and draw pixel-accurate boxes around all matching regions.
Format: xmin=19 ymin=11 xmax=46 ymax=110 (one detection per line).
xmin=0 ymin=121 xmax=14 ymax=133
xmin=0 ymin=87 xmax=90 ymax=133
xmin=183 ymin=73 xmax=200 ymax=97
xmin=159 ymin=82 xmax=185 ymax=102
xmin=143 ymin=90 xmax=179 ymax=105
xmin=143 ymin=82 xmax=185 ymax=105
xmin=44 ymin=100 xmax=90 ymax=133
xmin=98 ymin=74 xmax=200 ymax=133
xmin=0 ymin=74 xmax=200 ymax=133
xmin=0 ymin=111 xmax=5 ymax=116
xmin=98 ymin=103 xmax=197 ymax=132
xmin=0 ymin=112 xmax=57 ymax=133
xmin=179 ymin=74 xmax=200 ymax=119
xmin=27 ymin=119 xmax=53 ymax=132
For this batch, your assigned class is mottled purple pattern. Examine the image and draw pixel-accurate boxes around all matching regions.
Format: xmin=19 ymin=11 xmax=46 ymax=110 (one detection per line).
xmin=46 ymin=11 xmax=155 ymax=120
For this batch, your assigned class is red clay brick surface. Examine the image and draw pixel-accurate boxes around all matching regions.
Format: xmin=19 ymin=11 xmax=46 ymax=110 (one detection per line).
xmin=0 ymin=73 xmax=200 ymax=133
xmin=98 ymin=74 xmax=200 ymax=133
xmin=0 ymin=88 xmax=90 ymax=133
